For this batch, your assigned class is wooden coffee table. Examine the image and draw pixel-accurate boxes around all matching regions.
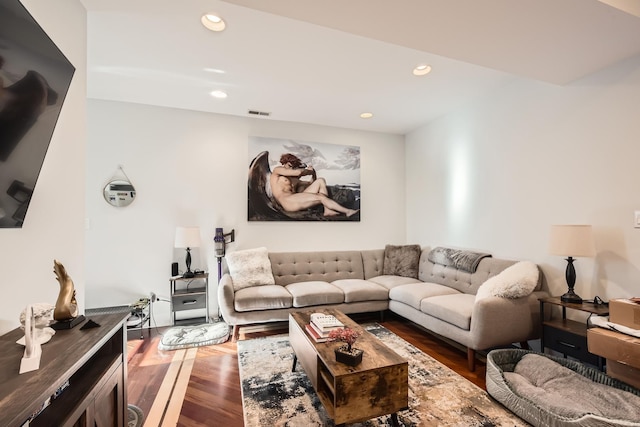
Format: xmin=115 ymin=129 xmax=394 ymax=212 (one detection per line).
xmin=289 ymin=309 xmax=408 ymax=426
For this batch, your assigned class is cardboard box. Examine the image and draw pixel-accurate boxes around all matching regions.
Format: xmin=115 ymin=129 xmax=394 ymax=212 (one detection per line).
xmin=609 ymin=298 xmax=640 ymax=330
xmin=587 ymin=327 xmax=640 ymax=369
xmin=607 ymin=359 xmax=640 ymax=389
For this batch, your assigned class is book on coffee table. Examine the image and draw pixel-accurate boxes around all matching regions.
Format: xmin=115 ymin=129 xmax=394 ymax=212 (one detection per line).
xmin=310 ymin=313 xmax=344 ymax=331
xmin=305 ymin=324 xmax=330 ymax=342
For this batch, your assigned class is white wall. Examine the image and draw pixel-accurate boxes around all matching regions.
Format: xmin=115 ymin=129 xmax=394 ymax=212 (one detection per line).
xmin=0 ymin=0 xmax=86 ymax=335
xmin=406 ymin=54 xmax=640 ymax=302
xmin=85 ymin=100 xmax=406 ymax=326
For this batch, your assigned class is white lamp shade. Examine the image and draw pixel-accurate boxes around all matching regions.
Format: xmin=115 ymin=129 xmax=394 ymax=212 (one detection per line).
xmin=549 ymin=225 xmax=595 ymax=257
xmin=174 ymin=227 xmax=201 ymax=248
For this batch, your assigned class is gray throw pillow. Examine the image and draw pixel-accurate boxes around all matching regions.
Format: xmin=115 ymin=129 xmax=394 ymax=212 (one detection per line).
xmin=383 ymin=244 xmax=421 ymax=278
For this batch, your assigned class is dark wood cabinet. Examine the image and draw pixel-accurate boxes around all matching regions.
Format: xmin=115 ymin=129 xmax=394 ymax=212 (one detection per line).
xmin=0 ymin=313 xmax=128 ymax=427
xmin=539 ymin=297 xmax=608 ymax=369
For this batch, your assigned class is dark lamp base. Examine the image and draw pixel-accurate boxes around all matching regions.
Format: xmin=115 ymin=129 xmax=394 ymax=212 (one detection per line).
xmin=182 ymin=271 xmax=195 ymax=278
xmin=560 ymin=290 xmax=583 ymax=304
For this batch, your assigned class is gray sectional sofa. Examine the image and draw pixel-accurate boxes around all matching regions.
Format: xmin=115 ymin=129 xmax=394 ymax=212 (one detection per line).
xmin=218 ymin=246 xmax=548 ymax=370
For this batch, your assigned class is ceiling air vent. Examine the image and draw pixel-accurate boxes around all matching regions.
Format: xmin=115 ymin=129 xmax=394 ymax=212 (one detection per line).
xmin=247 ymin=109 xmax=271 ymax=117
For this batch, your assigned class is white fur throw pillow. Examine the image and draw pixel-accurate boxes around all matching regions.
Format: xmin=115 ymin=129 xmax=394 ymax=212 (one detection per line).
xmin=476 ymin=261 xmax=539 ymax=300
xmin=225 ymin=247 xmax=275 ymax=291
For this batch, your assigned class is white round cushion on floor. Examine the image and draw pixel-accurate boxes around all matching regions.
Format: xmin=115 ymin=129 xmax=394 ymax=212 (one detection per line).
xmin=158 ymin=322 xmax=230 ymax=350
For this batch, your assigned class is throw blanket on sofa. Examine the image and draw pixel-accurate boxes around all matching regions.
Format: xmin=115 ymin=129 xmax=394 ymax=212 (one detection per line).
xmin=427 ymin=247 xmax=492 ymax=273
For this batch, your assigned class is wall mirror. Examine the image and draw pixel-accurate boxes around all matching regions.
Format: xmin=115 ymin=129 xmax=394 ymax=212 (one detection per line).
xmin=103 ymin=166 xmax=136 ymax=207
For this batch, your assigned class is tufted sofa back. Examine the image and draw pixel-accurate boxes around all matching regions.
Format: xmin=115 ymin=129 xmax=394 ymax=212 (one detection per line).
xmin=418 ymin=248 xmax=543 ymax=294
xmin=361 ymin=249 xmax=385 ymax=279
xmin=266 ymin=248 xmax=542 ymax=295
xmin=268 ymin=250 xmax=365 ymax=286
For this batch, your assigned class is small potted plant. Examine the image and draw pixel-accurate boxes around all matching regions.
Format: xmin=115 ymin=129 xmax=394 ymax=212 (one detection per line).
xmin=328 ymin=327 xmax=363 ymax=366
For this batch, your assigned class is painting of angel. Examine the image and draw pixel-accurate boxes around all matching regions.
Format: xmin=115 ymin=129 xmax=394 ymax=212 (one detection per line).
xmin=248 ymin=136 xmax=360 ymax=222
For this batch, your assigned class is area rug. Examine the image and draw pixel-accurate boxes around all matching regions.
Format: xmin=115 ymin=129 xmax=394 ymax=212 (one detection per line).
xmin=158 ymin=321 xmax=229 ymax=350
xmin=238 ymin=324 xmax=529 ymax=426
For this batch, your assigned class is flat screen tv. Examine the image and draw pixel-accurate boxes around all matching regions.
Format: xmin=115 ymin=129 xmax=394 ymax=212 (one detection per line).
xmin=0 ymin=0 xmax=75 ymax=228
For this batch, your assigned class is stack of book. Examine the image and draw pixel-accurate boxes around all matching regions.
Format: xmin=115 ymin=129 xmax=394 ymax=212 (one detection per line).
xmin=305 ymin=313 xmax=344 ymax=342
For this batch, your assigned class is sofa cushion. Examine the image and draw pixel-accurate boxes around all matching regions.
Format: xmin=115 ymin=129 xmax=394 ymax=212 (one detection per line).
xmin=234 ymin=285 xmax=292 ymax=312
xmin=331 ymin=279 xmax=388 ymax=303
xmin=383 ymin=244 xmax=421 ymax=278
xmin=389 ymin=282 xmax=460 ymax=310
xmin=285 ymin=281 xmax=344 ymax=307
xmin=476 ymin=261 xmax=539 ymax=300
xmin=226 ymin=247 xmax=275 ymax=291
xmin=368 ymin=275 xmax=422 ymax=290
xmin=420 ymin=294 xmax=475 ymax=330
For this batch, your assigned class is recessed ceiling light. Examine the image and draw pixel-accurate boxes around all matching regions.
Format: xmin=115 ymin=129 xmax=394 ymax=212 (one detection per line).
xmin=360 ymin=112 xmax=373 ymax=119
xmin=210 ymin=90 xmax=227 ymax=99
xmin=201 ymin=14 xmax=226 ymax=32
xmin=413 ymin=64 xmax=432 ymax=76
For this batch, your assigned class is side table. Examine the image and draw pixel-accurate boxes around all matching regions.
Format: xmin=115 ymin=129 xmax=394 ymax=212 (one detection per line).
xmin=539 ymin=296 xmax=608 ymax=369
xmin=170 ymin=273 xmax=209 ymax=325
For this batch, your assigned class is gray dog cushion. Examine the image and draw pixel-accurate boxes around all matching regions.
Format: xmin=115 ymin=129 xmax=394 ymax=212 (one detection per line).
xmin=504 ymin=353 xmax=640 ymax=423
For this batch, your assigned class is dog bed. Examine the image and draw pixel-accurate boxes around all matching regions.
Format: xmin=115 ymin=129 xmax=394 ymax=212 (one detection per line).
xmin=158 ymin=322 xmax=229 ymax=350
xmin=486 ymin=349 xmax=640 ymax=427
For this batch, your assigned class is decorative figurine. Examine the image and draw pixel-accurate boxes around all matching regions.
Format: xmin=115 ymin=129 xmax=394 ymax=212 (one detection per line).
xmin=16 ymin=303 xmax=55 ymax=346
xmin=19 ymin=304 xmax=42 ymax=374
xmin=50 ymin=260 xmax=85 ymax=330
xmin=53 ymin=260 xmax=78 ymax=321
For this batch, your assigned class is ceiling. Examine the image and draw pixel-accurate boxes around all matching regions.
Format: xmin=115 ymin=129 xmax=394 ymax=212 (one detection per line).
xmin=79 ymin=0 xmax=640 ymax=135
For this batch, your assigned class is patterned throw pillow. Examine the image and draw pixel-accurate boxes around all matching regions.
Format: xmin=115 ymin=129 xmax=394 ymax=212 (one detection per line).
xmin=383 ymin=244 xmax=422 ymax=279
xmin=226 ymin=247 xmax=275 ymax=291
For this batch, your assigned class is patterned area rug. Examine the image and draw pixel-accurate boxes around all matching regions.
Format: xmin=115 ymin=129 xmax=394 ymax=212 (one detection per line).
xmin=238 ymin=324 xmax=529 ymax=426
xmin=158 ymin=321 xmax=230 ymax=350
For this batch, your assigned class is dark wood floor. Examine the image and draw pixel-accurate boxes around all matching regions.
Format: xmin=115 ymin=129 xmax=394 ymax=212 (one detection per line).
xmin=127 ymin=314 xmax=487 ymax=427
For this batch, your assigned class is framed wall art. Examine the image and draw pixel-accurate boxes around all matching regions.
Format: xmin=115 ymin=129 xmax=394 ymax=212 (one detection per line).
xmin=248 ymin=136 xmax=360 ymax=222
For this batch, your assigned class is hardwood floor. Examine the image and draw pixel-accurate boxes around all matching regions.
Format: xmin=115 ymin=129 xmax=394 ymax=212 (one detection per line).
xmin=127 ymin=314 xmax=487 ymax=427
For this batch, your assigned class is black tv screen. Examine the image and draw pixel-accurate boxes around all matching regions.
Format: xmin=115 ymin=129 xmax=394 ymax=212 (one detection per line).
xmin=0 ymin=0 xmax=75 ymax=227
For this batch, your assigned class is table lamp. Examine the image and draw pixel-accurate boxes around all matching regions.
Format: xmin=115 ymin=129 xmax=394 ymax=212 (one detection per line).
xmin=175 ymin=226 xmax=201 ymax=278
xmin=549 ymin=224 xmax=595 ymax=303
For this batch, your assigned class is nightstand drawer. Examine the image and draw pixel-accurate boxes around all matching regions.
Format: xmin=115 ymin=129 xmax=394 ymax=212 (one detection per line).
xmin=543 ymin=324 xmax=599 ymax=365
xmin=172 ymin=293 xmax=206 ymax=311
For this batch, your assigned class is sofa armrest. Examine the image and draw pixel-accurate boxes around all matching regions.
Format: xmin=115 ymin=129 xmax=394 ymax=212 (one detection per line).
xmin=470 ymin=292 xmax=543 ymax=350
xmin=218 ymin=273 xmax=237 ymax=324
